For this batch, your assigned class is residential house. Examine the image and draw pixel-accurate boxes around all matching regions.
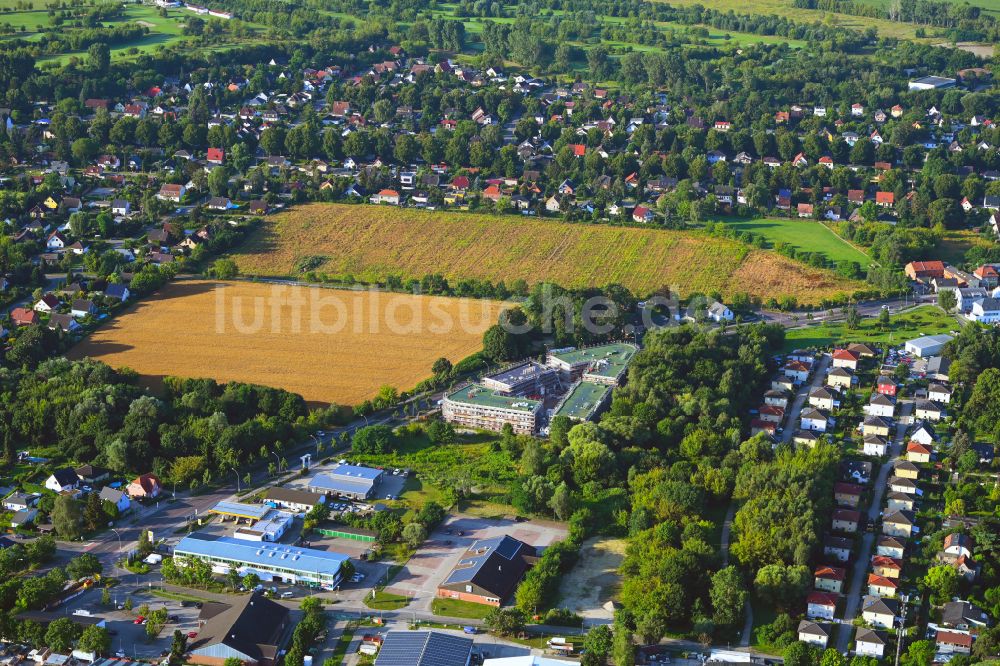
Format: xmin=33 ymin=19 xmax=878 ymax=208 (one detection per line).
xmin=867 ymin=574 xmax=898 ymax=598
xmin=834 ymin=482 xmax=863 ymax=508
xmin=863 ymin=416 xmax=892 ymax=438
xmin=908 ymin=425 xmax=935 ymax=447
xmin=70 ymin=300 xmax=96 ymax=319
xmin=48 ymin=313 xmax=81 ymax=334
xmin=815 ymin=565 xmax=846 ymax=593
xmin=45 ymin=468 xmax=79 ymax=493
xmin=807 ymin=592 xmax=839 ymax=620
xmin=876 ymin=536 xmax=906 ymax=559
xmin=927 ymin=384 xmax=951 ymax=403
xmin=800 ymin=408 xmax=828 ymax=432
xmin=797 ymin=621 xmax=831 ymax=648
xmin=862 ymin=595 xmax=898 ymax=628
xmin=783 ymin=360 xmax=812 ymax=384
xmin=914 ymin=400 xmax=944 ymax=422
xmin=34 ymin=294 xmax=60 ymax=313
xmin=875 ymin=376 xmax=897 ymax=396
xmin=127 ymin=473 xmax=162 ymax=498
xmin=866 ymin=394 xmax=895 ymax=418
xmin=935 ymin=631 xmax=973 ymax=655
xmin=104 ymin=284 xmax=130 ymax=302
xmin=863 ymin=435 xmax=889 ymax=457
xmin=827 ymin=367 xmax=854 ymax=389
xmin=99 ymin=487 xmax=130 ymax=514
xmin=809 ymin=387 xmax=839 ymax=411
xmin=905 ymin=261 xmax=946 ymax=282
xmin=764 ymin=390 xmax=790 ymax=409
xmin=832 ymin=509 xmax=862 ymax=533
xmin=888 ymin=476 xmax=920 ymax=495
xmin=871 ymin=555 xmax=903 ymax=579
xmin=886 ymin=492 xmax=917 ymax=513
xmin=941 ymin=601 xmax=990 ymax=631
xmin=11 ymin=308 xmax=39 ymax=326
xmin=3 ymin=492 xmax=38 ymax=512
xmin=906 ymin=441 xmax=933 ymax=463
xmin=832 ymin=349 xmax=860 ymax=370
xmin=824 ymin=536 xmax=853 ymax=563
xmin=157 ymin=183 xmax=186 ymax=202
xmin=882 ymin=510 xmax=916 ymax=538
xmin=794 ymin=430 xmax=821 ymax=448
xmin=855 ymin=628 xmax=887 ymax=658
xmin=75 ymin=464 xmax=110 ymax=486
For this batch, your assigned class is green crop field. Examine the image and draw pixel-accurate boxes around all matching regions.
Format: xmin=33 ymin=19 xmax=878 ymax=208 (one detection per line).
xmin=722 ymin=218 xmax=872 ymax=267
xmin=231 ymin=203 xmax=864 ymax=304
xmin=783 ymin=305 xmax=961 ymax=351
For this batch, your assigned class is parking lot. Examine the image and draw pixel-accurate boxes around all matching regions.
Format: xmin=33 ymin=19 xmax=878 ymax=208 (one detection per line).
xmin=383 ymin=514 xmax=567 ymax=610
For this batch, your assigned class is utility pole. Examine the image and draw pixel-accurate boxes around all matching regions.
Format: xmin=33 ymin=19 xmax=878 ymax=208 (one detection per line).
xmin=894 ymin=594 xmax=909 ymax=666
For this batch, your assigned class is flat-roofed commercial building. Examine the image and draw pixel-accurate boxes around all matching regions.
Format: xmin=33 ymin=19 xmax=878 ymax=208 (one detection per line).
xmin=482 ymin=361 xmax=559 ymax=396
xmin=264 ymin=487 xmax=326 ymax=513
xmin=173 ymin=533 xmax=348 ymax=589
xmin=307 ymin=464 xmax=383 ymax=500
xmin=546 ymin=343 xmax=638 ymax=386
xmin=209 ymin=501 xmax=270 ymax=522
xmin=442 ymin=384 xmax=542 ymax=435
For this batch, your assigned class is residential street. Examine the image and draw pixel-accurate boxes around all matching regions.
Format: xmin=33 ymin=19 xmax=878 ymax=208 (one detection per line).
xmin=781 ymin=353 xmax=832 ymax=444
xmin=834 ymin=398 xmax=914 ymax=653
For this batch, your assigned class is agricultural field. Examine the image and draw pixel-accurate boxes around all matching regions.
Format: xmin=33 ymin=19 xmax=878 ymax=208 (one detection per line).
xmin=722 ymin=218 xmax=873 ymax=267
xmin=231 ymin=204 xmax=865 ymax=304
xmin=782 ymin=304 xmax=960 ymax=351
xmin=68 ymin=280 xmax=505 ymax=405
xmin=650 ymin=0 xmax=930 ymax=40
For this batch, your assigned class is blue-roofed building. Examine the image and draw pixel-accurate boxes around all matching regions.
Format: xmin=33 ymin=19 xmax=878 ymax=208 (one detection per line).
xmin=436 ymin=535 xmax=537 ymax=607
xmin=374 ymin=631 xmax=473 ymax=666
xmin=306 ymin=463 xmax=383 ymax=500
xmin=104 ymin=283 xmax=130 ymax=302
xmin=173 ymin=533 xmax=349 ymax=589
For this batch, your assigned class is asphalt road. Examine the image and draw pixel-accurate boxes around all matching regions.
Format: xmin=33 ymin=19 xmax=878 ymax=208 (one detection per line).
xmin=834 ymin=398 xmax=914 ymax=653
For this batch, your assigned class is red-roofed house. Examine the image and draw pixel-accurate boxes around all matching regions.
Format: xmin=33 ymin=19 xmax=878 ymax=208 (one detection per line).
xmin=632 ymin=206 xmax=654 ymax=223
xmin=905 ymin=261 xmax=945 ymax=281
xmin=569 ymin=144 xmax=586 ymax=157
xmin=936 ymin=631 xmax=973 ymax=655
xmin=871 ymin=556 xmax=903 ymax=579
xmin=127 ymin=473 xmax=162 ymax=498
xmin=867 ymin=574 xmax=898 ymax=597
xmin=906 ymin=441 xmax=932 ymax=463
xmin=807 ymin=592 xmax=839 ymax=620
xmin=207 ymin=147 xmax=225 ymax=165
xmin=832 ymin=349 xmax=860 ymax=370
xmin=11 ymin=307 xmax=38 ymax=326
xmin=875 ymin=191 xmax=895 ymax=207
xmin=815 ymin=565 xmax=846 ymax=593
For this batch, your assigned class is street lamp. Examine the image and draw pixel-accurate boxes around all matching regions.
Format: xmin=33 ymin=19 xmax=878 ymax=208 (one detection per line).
xmin=232 ymin=467 xmax=241 ymax=493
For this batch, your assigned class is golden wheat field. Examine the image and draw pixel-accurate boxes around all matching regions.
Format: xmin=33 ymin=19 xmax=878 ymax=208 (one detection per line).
xmin=69 ymin=280 xmax=505 ymax=405
xmin=232 ymin=204 xmax=862 ymax=305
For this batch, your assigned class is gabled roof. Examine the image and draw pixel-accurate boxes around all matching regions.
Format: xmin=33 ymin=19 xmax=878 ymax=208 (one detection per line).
xmin=191 ymin=592 xmax=289 ymax=663
xmin=856 ymin=628 xmax=887 ymax=645
xmin=441 ymin=535 xmax=535 ymax=600
xmin=49 ymin=468 xmax=78 ymax=487
xmin=863 ymin=594 xmax=898 ymax=616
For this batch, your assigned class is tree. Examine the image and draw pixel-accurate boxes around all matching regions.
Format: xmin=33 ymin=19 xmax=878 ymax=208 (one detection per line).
xmin=51 ymin=495 xmax=84 ymax=540
xmin=938 ymin=290 xmax=957 ymax=313
xmin=482 ymin=324 xmax=517 ymax=361
xmin=483 ymin=607 xmax=525 ymax=636
xmin=784 ymin=641 xmax=819 ymax=666
xmin=402 ymin=522 xmax=427 ymax=548
xmin=922 ymin=565 xmax=958 ymax=604
xmin=901 ymin=640 xmax=935 ymax=666
xmin=169 ymin=630 xmax=188 ymax=666
xmin=431 ymin=357 xmax=452 ymax=377
xmin=352 ymin=425 xmax=396 ymax=455
xmin=754 ymin=564 xmax=811 ymax=610
xmin=582 ymin=624 xmax=613 ymax=665
xmin=242 ymin=573 xmax=261 ymax=590
xmin=44 ymin=618 xmax=80 ymax=653
xmin=223 ymin=658 xmax=242 ymax=666
xmin=548 ymin=482 xmax=573 ymax=520
xmin=67 ymin=553 xmax=102 ymax=579
xmin=711 ymin=566 xmax=748 ymax=627
xmin=226 ymin=566 xmax=241 ymax=590
xmin=612 ymin=616 xmax=635 ymax=666
xmin=877 ymin=306 xmax=890 ymax=331
xmin=78 ymin=625 xmax=110 ymax=655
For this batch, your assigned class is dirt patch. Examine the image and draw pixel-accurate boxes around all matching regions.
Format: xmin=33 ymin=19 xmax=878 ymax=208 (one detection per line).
xmin=935 ymin=42 xmax=993 ymax=57
xmin=558 ymin=536 xmax=626 ymax=619
xmin=136 ymin=20 xmax=156 ymax=27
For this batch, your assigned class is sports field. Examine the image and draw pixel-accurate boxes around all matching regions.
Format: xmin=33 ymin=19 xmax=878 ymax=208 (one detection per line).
xmin=723 ymin=218 xmax=872 ymax=267
xmin=69 ymin=280 xmax=505 ymax=405
xmin=232 ymin=204 xmax=863 ymax=305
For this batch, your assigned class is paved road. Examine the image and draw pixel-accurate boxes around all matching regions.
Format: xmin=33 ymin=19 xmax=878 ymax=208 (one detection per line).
xmin=780 ymin=353 xmax=832 ymax=444
xmin=834 ymin=398 xmax=913 ymax=653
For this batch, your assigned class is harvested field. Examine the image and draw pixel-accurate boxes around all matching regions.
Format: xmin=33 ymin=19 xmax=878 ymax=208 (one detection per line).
xmin=232 ymin=204 xmax=863 ymax=304
xmin=69 ymin=280 xmax=504 ymax=405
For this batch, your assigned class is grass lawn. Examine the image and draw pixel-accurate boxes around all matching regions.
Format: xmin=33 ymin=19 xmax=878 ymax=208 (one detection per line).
xmin=364 ymin=590 xmax=411 ymax=611
xmin=783 ymin=305 xmax=960 ymax=352
xmin=722 ymin=218 xmax=872 ymax=267
xmin=431 ymin=597 xmax=493 ymax=619
xmin=328 ymin=627 xmax=356 ymax=664
xmin=936 ymin=229 xmax=994 ymax=265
